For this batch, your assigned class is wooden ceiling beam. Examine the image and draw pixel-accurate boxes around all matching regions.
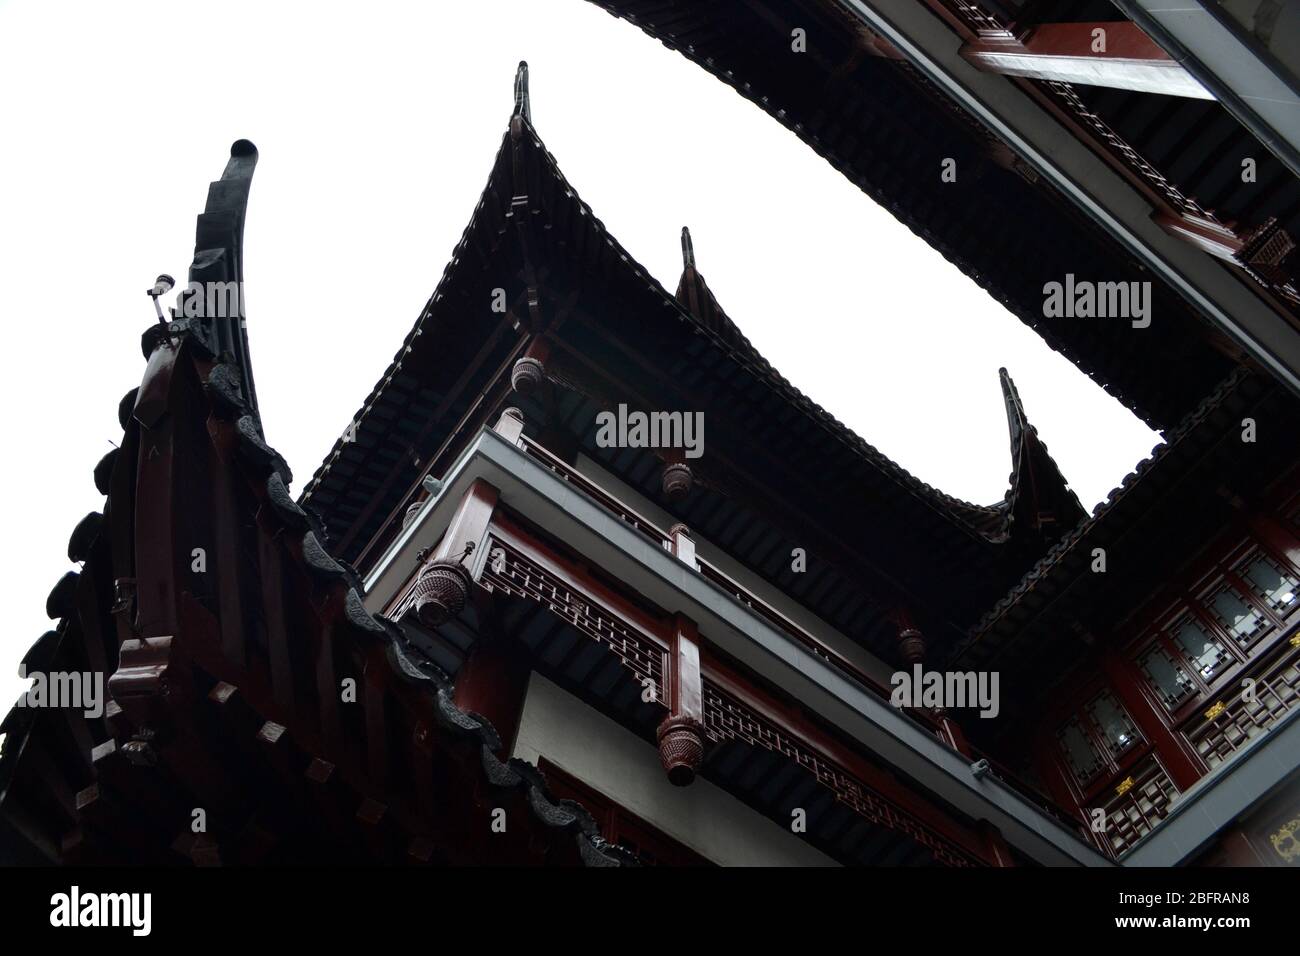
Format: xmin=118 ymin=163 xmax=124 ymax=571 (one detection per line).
xmin=961 ymin=22 xmax=1213 ymax=99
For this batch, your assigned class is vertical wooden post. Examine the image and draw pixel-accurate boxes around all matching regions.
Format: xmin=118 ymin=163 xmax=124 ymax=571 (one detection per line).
xmin=669 ymin=523 xmax=698 ymax=569
xmin=980 ymin=820 xmax=1017 ymax=867
xmin=433 ymin=479 xmax=500 ymax=568
xmin=671 ymin=614 xmax=703 ymax=725
xmin=493 ymin=407 xmax=526 ymax=447
xmin=453 ymin=634 xmax=532 ymax=756
xmin=657 ymin=613 xmax=705 ymax=786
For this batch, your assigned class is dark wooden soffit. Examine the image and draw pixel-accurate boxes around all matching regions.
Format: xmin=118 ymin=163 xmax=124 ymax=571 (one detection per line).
xmin=526 ymin=233 xmax=1091 ymax=640
xmin=936 ymin=0 xmax=1300 ymax=311
xmin=303 ymin=62 xmax=1091 ymax=593
xmin=585 ymin=0 xmax=1240 ymax=429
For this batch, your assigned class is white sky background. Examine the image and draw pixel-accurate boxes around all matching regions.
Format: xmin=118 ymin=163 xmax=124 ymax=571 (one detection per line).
xmin=0 ymin=0 xmax=1160 ymax=708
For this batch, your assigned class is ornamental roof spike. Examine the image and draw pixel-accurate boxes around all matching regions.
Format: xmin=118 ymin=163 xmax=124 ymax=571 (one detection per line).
xmin=681 ymin=226 xmax=695 ymax=270
xmin=513 ymin=60 xmax=531 ymax=124
xmin=997 ymin=367 xmax=1087 ymax=545
xmin=998 ymin=366 xmax=1029 ymax=452
xmin=186 ymin=139 xmax=259 ymax=412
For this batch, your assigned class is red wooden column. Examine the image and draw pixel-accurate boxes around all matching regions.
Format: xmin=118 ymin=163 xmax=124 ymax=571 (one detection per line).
xmin=407 ymin=479 xmax=500 ymax=630
xmin=422 ymin=475 xmax=532 ymax=753
xmin=453 ymin=631 xmax=533 ymax=757
xmin=433 ymin=478 xmax=499 ymax=566
xmin=657 ymin=613 xmax=705 ymax=786
xmin=961 ymin=22 xmax=1211 ymax=99
xmin=980 ymin=821 xmax=1017 ymax=867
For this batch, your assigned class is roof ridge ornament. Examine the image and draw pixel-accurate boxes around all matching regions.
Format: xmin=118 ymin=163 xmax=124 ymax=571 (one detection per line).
xmin=513 ymin=60 xmax=531 ymax=124
xmin=681 ymin=226 xmax=695 ymax=271
xmin=998 ymin=366 xmax=1029 ymax=449
xmin=184 ymin=139 xmax=260 ymax=412
xmin=997 ymin=367 xmax=1087 ymax=537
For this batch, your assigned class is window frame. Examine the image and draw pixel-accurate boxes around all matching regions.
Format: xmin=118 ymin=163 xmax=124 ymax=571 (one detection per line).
xmin=1049 ymin=683 xmax=1148 ymax=804
xmin=1128 ymin=537 xmax=1300 ymax=727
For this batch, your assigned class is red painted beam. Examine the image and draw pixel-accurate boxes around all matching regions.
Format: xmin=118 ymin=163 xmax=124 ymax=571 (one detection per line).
xmin=961 ymin=22 xmax=1212 ymax=99
xmin=1154 ymin=210 xmax=1245 ymax=262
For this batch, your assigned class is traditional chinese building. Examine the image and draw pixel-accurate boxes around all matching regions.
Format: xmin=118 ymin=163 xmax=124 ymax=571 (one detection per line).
xmin=3 ymin=1 xmax=1300 ymax=866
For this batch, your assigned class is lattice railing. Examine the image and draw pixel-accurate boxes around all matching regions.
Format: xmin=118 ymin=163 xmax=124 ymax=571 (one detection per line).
xmin=1042 ymin=81 xmax=1210 ymax=220
xmin=703 ymin=680 xmax=979 ymax=866
xmin=949 ymin=0 xmax=1013 ymax=36
xmin=480 ymin=536 xmax=980 ymax=865
xmin=1185 ymin=634 xmax=1300 ymax=772
xmin=1092 ymin=755 xmax=1181 ymax=857
xmin=480 ymin=536 xmax=666 ymax=693
xmin=498 ymin=429 xmax=1088 ymax=836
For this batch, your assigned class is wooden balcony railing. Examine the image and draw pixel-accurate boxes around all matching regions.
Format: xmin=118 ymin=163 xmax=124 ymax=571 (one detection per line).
xmin=508 ymin=425 xmax=1078 ymax=834
xmin=1093 ymin=755 xmax=1181 ymax=857
xmin=1185 ymin=632 xmax=1300 ymax=772
xmin=516 ymin=433 xmax=897 ymax=695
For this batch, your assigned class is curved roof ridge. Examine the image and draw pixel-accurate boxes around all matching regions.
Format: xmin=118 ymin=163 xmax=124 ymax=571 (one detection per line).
xmin=304 ymin=64 xmax=1070 ymax=555
xmin=960 ymin=364 xmax=1253 ymax=648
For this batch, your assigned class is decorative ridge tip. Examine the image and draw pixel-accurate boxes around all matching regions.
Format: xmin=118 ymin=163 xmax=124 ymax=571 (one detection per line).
xmin=999 ymin=367 xmax=1024 ymax=417
xmin=999 ymin=367 xmax=1030 ymax=452
xmin=220 ymin=139 xmax=259 ymax=182
xmin=513 ymin=60 xmax=531 ymax=123
xmin=681 ymin=226 xmax=695 ymax=270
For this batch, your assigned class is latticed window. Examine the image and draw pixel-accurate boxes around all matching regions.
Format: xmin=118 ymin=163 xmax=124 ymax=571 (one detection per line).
xmin=1088 ymin=693 xmax=1139 ymax=756
xmin=1057 ymin=717 xmax=1103 ymax=785
xmin=1056 ymin=691 xmax=1140 ymax=787
xmin=1134 ymin=541 xmax=1300 ymax=715
xmin=1187 ymin=641 xmax=1300 ymax=772
xmin=1138 ymin=644 xmax=1196 ymax=709
xmin=1237 ymin=551 xmax=1298 ymax=614
xmin=1206 ymin=583 xmax=1267 ymax=645
xmin=1171 ymin=615 xmax=1230 ymax=680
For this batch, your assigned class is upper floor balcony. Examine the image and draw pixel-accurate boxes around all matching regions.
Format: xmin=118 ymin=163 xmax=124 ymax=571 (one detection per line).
xmin=362 ymin=409 xmax=1109 ymax=866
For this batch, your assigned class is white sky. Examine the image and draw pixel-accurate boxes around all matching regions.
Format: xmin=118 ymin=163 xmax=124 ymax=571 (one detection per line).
xmin=0 ymin=0 xmax=1160 ymax=708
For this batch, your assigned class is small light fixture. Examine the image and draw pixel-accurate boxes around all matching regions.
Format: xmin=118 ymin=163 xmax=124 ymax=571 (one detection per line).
xmin=148 ymin=274 xmax=175 ymax=323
